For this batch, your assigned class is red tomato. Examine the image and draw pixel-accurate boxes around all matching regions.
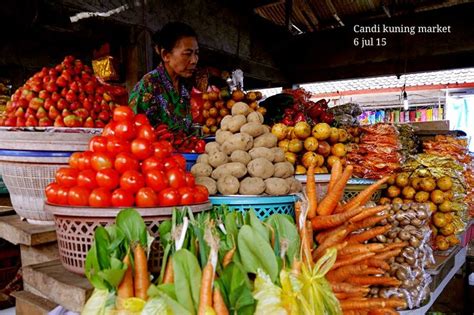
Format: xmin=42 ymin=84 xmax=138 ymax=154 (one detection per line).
xmin=69 ymin=152 xmax=82 ymax=169
xmin=178 ymin=187 xmax=194 ymax=205
xmin=194 ymin=185 xmax=210 ymax=202
xmin=106 ymin=137 xmax=130 ymax=156
xmin=172 ymin=154 xmax=187 ymax=170
xmin=145 ymin=169 xmax=168 ymax=192
xmin=163 ymin=158 xmax=179 ymax=171
xmin=134 ymin=114 xmax=150 ymax=127
xmin=113 ymin=106 xmax=135 ymax=122
xmin=157 ymin=188 xmax=180 ymax=206
xmin=114 ymin=152 xmax=139 ymax=174
xmin=68 ymin=186 xmax=91 ymax=206
xmin=120 ymin=170 xmax=145 ymax=193
xmin=78 ymin=151 xmax=94 ymax=171
xmin=96 ymin=168 xmax=119 ymax=190
xmin=131 ymin=138 xmax=153 ymax=160
xmin=89 ymin=187 xmax=112 ymax=207
xmin=77 ymin=169 xmax=98 ymax=190
xmin=141 ymin=156 xmax=164 ymax=173
xmin=45 ymin=182 xmax=60 ymax=204
xmin=111 ymin=188 xmax=135 ymax=207
xmin=89 ymin=136 xmax=108 ymax=153
xmin=102 ymin=121 xmax=116 ymax=137
xmin=194 ymin=184 xmax=209 ymax=195
xmin=136 ymin=187 xmax=158 ymax=207
xmin=153 ymin=141 xmax=173 ymax=159
xmin=56 ymin=186 xmax=70 ymax=205
xmin=56 ymin=167 xmax=79 ymax=188
xmin=91 ymin=153 xmax=114 ymax=171
xmin=137 ymin=125 xmax=156 ymax=142
xmin=185 ymin=172 xmax=195 ymax=187
xmin=166 ymin=168 xmax=186 ymax=189
xmin=114 ymin=120 xmax=136 ymax=141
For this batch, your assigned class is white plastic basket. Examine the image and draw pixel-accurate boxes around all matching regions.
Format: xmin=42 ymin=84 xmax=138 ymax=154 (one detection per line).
xmin=0 ymin=161 xmax=67 ymax=224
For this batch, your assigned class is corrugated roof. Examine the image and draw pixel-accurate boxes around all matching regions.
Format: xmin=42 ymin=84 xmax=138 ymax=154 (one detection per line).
xmin=299 ymin=68 xmax=474 ymax=94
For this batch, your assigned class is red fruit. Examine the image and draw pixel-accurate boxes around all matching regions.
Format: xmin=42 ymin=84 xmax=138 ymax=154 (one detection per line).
xmin=113 ymin=106 xmax=134 ymax=122
xmin=84 ymin=81 xmax=96 ymax=94
xmin=178 ymin=187 xmax=195 ymax=205
xmin=102 ymin=121 xmax=116 ymax=137
xmin=48 ymin=106 xmax=60 ymax=120
xmin=61 ymin=109 xmax=72 ymax=118
xmin=78 ymin=92 xmax=86 ymax=102
xmin=120 ymin=170 xmax=145 ymax=193
xmin=39 ymin=90 xmax=50 ymax=99
xmin=96 ymin=168 xmax=119 ymax=190
xmin=70 ymin=101 xmax=81 ymax=111
xmin=83 ymin=98 xmax=93 ymax=110
xmin=74 ymin=108 xmax=89 ymax=120
xmin=45 ymin=82 xmax=57 ymax=93
xmin=65 ymin=90 xmax=77 ymax=103
xmin=185 ymin=172 xmax=195 ymax=187
xmin=114 ymin=152 xmax=139 ymax=174
xmin=15 ymin=107 xmax=24 ymax=118
xmin=60 ymin=87 xmax=68 ymax=97
xmin=89 ymin=136 xmax=108 ymax=153
xmin=29 ymin=98 xmax=44 ymax=110
xmin=171 ymin=154 xmax=187 ymax=170
xmin=77 ymin=169 xmax=98 ymax=190
xmin=134 ymin=114 xmax=150 ymax=127
xmin=31 ymin=83 xmax=42 ymax=93
xmin=64 ymin=114 xmax=82 ymax=127
xmin=95 ymin=120 xmax=105 ymax=128
xmin=106 ymin=137 xmax=130 ymax=155
xmin=36 ymin=107 xmax=47 ymax=119
xmin=78 ymin=151 xmax=93 ymax=170
xmin=91 ymin=152 xmax=114 ymax=171
xmin=69 ymin=152 xmax=82 ymax=169
xmin=114 ymin=120 xmax=136 ymax=141
xmin=145 ymin=169 xmax=168 ymax=192
xmin=56 ymin=186 xmax=70 ymax=205
xmin=56 ymin=167 xmax=79 ymax=188
xmin=137 ymin=125 xmax=156 ymax=141
xmin=45 ymin=183 xmax=60 ymax=204
xmin=131 ymin=138 xmax=153 ymax=160
xmin=44 ymin=98 xmax=55 ymax=111
xmin=38 ymin=117 xmax=53 ymax=127
xmin=68 ymin=186 xmax=90 ymax=206
xmin=157 ymin=188 xmax=180 ymax=206
xmin=25 ymin=116 xmax=38 ymax=127
xmin=51 ymin=92 xmax=61 ymax=102
xmin=153 ymin=141 xmax=173 ymax=159
xmin=56 ymin=76 xmax=68 ymax=88
xmin=111 ymin=188 xmax=134 ymax=207
xmin=16 ymin=117 xmax=26 ymax=127
xmin=141 ymin=156 xmax=164 ymax=173
xmin=57 ymin=98 xmax=69 ymax=110
xmin=83 ymin=117 xmax=95 ymax=128
xmin=55 ymin=64 xmax=64 ymax=72
xmin=103 ymin=92 xmax=112 ymax=102
xmin=194 ymin=185 xmax=209 ymax=202
xmin=166 ymin=168 xmax=186 ymax=189
xmin=136 ymin=187 xmax=158 ymax=207
xmin=89 ymin=188 xmax=112 ymax=207
xmin=54 ymin=116 xmax=65 ymax=127
xmin=98 ymin=110 xmax=110 ymax=122
xmin=69 ymin=81 xmax=79 ymax=92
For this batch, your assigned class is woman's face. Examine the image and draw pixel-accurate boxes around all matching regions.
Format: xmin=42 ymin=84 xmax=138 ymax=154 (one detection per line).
xmin=161 ymin=36 xmax=199 ymax=78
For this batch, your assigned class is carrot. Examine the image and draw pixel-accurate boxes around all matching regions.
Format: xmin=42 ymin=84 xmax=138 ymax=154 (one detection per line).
xmin=328 ymin=159 xmax=342 ymax=194
xmin=344 ymin=310 xmax=368 ymax=315
xmin=349 ymin=205 xmax=390 ymax=223
xmin=326 ymin=264 xmax=368 ymax=282
xmin=340 ymin=176 xmax=390 ymax=212
xmin=346 ymin=225 xmax=392 ymax=244
xmin=379 ymin=242 xmax=409 ymax=253
xmin=335 ymin=292 xmax=367 ymax=300
xmin=316 ymin=223 xmax=349 ymax=244
xmin=305 ymin=220 xmax=314 ymax=250
xmin=133 ymin=245 xmax=150 ymax=300
xmin=222 ymin=246 xmax=236 ymax=267
xmin=313 ymin=228 xmax=348 ymax=261
xmin=295 ymin=200 xmax=302 ymax=230
xmin=373 ymin=248 xmax=402 ymax=261
xmin=364 ymin=258 xmax=390 ymax=271
xmin=347 ymin=276 xmax=401 ymax=287
xmin=338 ymin=243 xmax=385 ymax=257
xmin=306 ymin=164 xmax=318 ymax=219
xmin=317 ymin=165 xmax=353 ymax=216
xmin=300 ymin=221 xmax=314 ymax=267
xmin=311 ymin=205 xmax=364 ymax=230
xmin=162 ymin=258 xmax=174 ymax=284
xmin=291 ymin=258 xmax=302 ymax=277
xmin=351 ymin=213 xmax=389 ymax=231
xmin=213 ymin=287 xmax=229 ymax=315
xmin=198 ymin=262 xmax=214 ymax=315
xmin=117 ymin=254 xmax=134 ymax=298
xmin=331 ymin=252 xmax=375 ymax=270
xmin=360 ymin=267 xmax=385 ymax=275
xmin=330 ymin=282 xmax=370 ymax=295
xmin=368 ymin=308 xmax=399 ymax=315
xmin=340 ymin=298 xmax=406 ymax=310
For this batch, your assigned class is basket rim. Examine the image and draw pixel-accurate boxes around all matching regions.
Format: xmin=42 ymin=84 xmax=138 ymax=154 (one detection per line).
xmin=209 ymin=195 xmax=298 ymax=204
xmin=44 ymin=201 xmax=212 ymax=217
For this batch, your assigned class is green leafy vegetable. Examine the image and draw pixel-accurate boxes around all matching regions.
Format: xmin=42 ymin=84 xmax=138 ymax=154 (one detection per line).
xmin=266 ymin=214 xmax=300 ymax=265
xmin=172 ymin=249 xmax=202 ymax=314
xmin=116 ymin=208 xmax=148 ymax=246
xmin=217 ymin=263 xmax=256 ymax=315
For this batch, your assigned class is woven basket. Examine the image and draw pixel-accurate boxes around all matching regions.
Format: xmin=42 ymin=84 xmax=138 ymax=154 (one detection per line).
xmin=45 ymin=203 xmax=212 ymax=276
xmin=0 ymin=161 xmax=68 ymax=224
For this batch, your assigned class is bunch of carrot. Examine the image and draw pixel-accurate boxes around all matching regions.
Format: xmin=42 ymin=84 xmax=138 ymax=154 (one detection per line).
xmin=300 ymin=160 xmax=408 ymax=314
xmin=117 ymin=244 xmax=151 ymax=301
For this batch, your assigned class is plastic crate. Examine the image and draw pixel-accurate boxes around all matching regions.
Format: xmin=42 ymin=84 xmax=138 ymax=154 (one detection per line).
xmin=209 ymin=195 xmax=298 ymax=220
xmin=427 ymin=245 xmax=460 ymax=291
xmin=0 ymin=176 xmax=7 ymax=194
xmin=181 ymin=153 xmax=199 ymax=172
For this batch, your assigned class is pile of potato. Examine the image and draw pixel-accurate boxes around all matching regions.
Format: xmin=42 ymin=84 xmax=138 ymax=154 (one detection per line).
xmin=191 ymin=102 xmax=302 ymax=196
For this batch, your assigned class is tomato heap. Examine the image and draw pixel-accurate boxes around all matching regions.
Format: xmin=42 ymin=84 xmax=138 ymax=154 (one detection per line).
xmin=0 ymin=55 xmax=127 ymax=128
xmin=45 ymin=106 xmax=209 ymax=208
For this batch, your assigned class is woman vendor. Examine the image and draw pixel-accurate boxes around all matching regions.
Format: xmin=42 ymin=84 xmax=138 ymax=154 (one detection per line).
xmin=129 ymin=22 xmax=199 ymax=129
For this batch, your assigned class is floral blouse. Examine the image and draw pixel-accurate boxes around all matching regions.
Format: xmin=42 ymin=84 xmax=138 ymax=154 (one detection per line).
xmin=128 ymin=64 xmax=192 ymax=130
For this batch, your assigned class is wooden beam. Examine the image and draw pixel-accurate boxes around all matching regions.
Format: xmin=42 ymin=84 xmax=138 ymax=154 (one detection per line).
xmin=285 ymin=0 xmax=293 ymax=30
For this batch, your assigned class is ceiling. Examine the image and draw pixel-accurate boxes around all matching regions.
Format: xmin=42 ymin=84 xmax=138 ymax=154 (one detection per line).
xmin=253 ymin=0 xmax=474 ymax=34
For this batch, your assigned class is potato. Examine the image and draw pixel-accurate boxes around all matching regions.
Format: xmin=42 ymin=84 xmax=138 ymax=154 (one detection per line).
xmin=262 ymin=125 xmax=271 ymax=133
xmin=230 ymin=150 xmax=252 ymax=165
xmin=240 ymin=122 xmax=265 ymax=137
xmin=272 ymin=148 xmax=286 ymax=162
xmin=239 ymin=177 xmax=266 ymax=195
xmin=217 ymin=175 xmax=240 ymax=195
xmin=247 ymin=158 xmax=274 ymax=179
xmin=220 ymin=115 xmax=233 ymax=131
xmin=205 ymin=142 xmax=220 ymax=154
xmin=212 ymin=162 xmax=247 ymax=179
xmin=216 ymin=130 xmax=233 ymax=144
xmin=195 ymin=177 xmax=217 ymax=195
xmin=265 ymin=178 xmax=290 ymax=195
xmin=231 ymin=102 xmax=250 ymax=116
xmin=273 ymin=162 xmax=294 ymax=178
xmin=247 ymin=111 xmax=264 ymax=124
xmin=196 ymin=154 xmax=210 ymax=165
xmin=249 ymin=147 xmax=274 ymax=162
xmin=285 ymin=177 xmax=303 ymax=193
xmin=208 ymin=151 xmax=228 ymax=168
xmin=191 ymin=163 xmax=213 ymax=177
xmin=228 ymin=115 xmax=247 ymax=133
xmin=221 ymin=133 xmax=253 ymax=155
xmin=253 ymin=133 xmax=278 ymax=148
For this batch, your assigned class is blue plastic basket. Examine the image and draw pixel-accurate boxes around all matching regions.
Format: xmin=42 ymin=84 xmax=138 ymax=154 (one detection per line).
xmin=181 ymin=153 xmax=199 ymax=172
xmin=209 ymin=195 xmax=298 ymax=220
xmin=0 ymin=149 xmax=73 ymax=157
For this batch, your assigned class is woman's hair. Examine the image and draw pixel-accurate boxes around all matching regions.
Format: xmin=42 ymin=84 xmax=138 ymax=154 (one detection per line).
xmin=152 ymin=22 xmax=197 ymax=55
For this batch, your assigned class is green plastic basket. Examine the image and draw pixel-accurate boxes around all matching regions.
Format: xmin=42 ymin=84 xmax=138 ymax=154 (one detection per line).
xmin=0 ymin=176 xmax=8 ymax=194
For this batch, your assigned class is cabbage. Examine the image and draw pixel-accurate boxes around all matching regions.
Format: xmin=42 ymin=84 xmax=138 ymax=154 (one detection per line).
xmin=253 ymin=270 xmax=287 ymax=315
xmin=81 ymin=289 xmax=115 ymax=315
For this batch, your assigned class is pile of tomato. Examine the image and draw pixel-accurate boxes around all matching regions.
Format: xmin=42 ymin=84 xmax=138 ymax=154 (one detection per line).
xmin=45 ymin=106 xmax=209 ymax=208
